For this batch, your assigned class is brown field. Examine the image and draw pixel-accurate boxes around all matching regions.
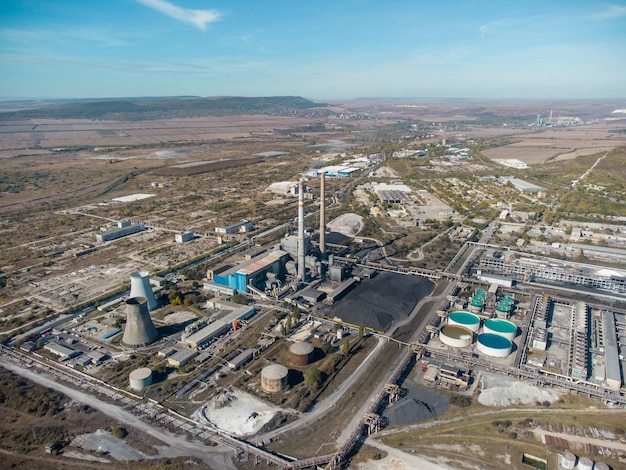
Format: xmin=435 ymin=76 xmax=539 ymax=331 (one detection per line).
xmin=481 ymin=122 xmax=626 ymax=164
xmin=0 ymin=114 xmax=350 ymax=154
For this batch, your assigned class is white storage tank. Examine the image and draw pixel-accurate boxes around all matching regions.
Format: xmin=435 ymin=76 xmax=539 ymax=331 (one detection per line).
xmin=483 ymin=318 xmax=517 ymax=341
xmin=560 ymin=452 xmax=577 ymax=469
xmin=129 ymin=367 xmax=152 ymax=391
xmin=593 ymin=462 xmax=610 ymax=470
xmin=439 ymin=325 xmax=473 ymax=348
xmin=577 ymin=457 xmax=593 ymax=470
xmin=448 ymin=311 xmax=481 ymax=333
xmin=476 ymin=333 xmax=512 ymax=357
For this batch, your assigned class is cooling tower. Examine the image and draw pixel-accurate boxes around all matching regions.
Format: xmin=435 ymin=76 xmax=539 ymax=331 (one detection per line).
xmin=297 ymin=180 xmax=306 ymax=281
xmin=129 ymin=271 xmax=158 ymax=311
xmin=121 ymin=297 xmax=159 ymax=348
xmin=319 ymin=172 xmax=326 ymax=254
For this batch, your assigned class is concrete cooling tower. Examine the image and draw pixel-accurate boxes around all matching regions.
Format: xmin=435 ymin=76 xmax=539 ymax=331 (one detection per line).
xmin=121 ymin=297 xmax=159 ymax=348
xmin=129 ymin=271 xmax=158 ymax=311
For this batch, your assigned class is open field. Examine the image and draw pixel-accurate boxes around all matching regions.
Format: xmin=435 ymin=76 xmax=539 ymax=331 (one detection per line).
xmin=481 ymin=123 xmax=626 ymax=164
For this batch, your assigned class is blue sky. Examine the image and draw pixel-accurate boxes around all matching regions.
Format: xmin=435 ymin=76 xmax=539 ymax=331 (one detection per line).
xmin=1 ymin=0 xmax=625 ymax=100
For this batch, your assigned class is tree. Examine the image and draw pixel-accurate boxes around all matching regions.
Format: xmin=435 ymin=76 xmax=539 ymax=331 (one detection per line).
xmin=358 ymin=325 xmax=365 ymax=339
xmin=304 ymin=367 xmax=322 ymax=389
xmin=341 ymin=339 xmax=350 ymax=356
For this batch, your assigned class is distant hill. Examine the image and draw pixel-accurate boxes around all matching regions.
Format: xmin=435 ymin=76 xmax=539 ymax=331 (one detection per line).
xmin=0 ymin=96 xmax=327 ymax=121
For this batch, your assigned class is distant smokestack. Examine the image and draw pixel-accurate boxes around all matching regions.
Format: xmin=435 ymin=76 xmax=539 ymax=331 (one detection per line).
xmin=130 ymin=272 xmax=158 ymax=311
xmin=297 ymin=180 xmax=306 ymax=281
xmin=320 ymin=172 xmax=326 ymax=254
xmin=121 ymin=297 xmax=159 ymax=348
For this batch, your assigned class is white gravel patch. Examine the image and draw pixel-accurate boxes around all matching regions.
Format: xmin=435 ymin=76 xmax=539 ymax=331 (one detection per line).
xmin=478 ymin=372 xmax=560 ymax=407
xmin=70 ymin=429 xmax=147 ymax=461
xmin=194 ymin=388 xmax=282 ymax=437
xmin=327 ymin=213 xmax=363 ymax=237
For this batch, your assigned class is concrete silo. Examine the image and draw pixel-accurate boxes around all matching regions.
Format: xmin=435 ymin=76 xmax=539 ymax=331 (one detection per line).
xmin=121 ymin=297 xmax=159 ymax=348
xmin=130 ymin=271 xmax=158 ymax=311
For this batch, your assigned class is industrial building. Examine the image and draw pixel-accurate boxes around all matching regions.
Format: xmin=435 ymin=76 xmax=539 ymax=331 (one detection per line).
xmin=43 ymin=342 xmax=79 ymax=361
xmin=476 ymin=250 xmax=626 ymax=294
xmin=167 ymin=348 xmax=198 ymax=367
xmin=206 ymin=250 xmax=290 ymax=293
xmin=96 ymin=220 xmax=145 ymax=242
xmin=175 ymin=231 xmax=194 ymax=243
xmin=183 ymin=305 xmax=256 ymax=349
xmin=500 ymin=177 xmax=546 ymax=194
xmin=215 ymin=220 xmax=254 ymax=234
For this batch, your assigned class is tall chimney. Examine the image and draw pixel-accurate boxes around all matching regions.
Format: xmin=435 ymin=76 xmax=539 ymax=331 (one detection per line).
xmin=319 ymin=172 xmax=326 ymax=254
xmin=297 ymin=179 xmax=306 ymax=281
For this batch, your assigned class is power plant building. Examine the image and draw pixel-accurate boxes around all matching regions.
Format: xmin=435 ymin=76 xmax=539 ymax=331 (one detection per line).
xmin=207 ymin=250 xmax=289 ymax=293
xmin=476 ymin=250 xmax=626 ymax=294
xmin=167 ymin=348 xmax=198 ymax=368
xmin=183 ymin=305 xmax=256 ymax=349
xmin=96 ymin=220 xmax=145 ymax=242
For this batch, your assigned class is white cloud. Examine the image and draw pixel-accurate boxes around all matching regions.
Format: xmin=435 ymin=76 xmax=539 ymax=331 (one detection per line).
xmin=590 ymin=4 xmax=626 ymax=20
xmin=134 ymin=0 xmax=220 ymax=30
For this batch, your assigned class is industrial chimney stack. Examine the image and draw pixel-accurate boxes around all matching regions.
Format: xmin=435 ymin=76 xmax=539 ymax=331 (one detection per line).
xmin=297 ymin=179 xmax=306 ymax=281
xmin=121 ymin=297 xmax=159 ymax=348
xmin=319 ymin=172 xmax=326 ymax=254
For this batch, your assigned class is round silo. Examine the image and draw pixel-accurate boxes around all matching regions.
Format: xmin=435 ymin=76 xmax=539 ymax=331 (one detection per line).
xmin=289 ymin=341 xmax=314 ymax=366
xmin=261 ymin=364 xmax=288 ymax=392
xmin=577 ymin=457 xmax=593 ymax=470
xmin=129 ymin=367 xmax=152 ymax=391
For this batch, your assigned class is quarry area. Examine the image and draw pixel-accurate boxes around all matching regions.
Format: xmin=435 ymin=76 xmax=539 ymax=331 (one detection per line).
xmin=0 ymin=98 xmax=626 ymax=470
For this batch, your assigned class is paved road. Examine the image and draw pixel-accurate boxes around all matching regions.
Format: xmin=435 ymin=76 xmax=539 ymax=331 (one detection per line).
xmin=0 ymin=360 xmax=237 ymax=470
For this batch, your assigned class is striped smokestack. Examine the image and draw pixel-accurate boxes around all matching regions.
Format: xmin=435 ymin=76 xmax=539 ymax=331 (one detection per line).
xmin=319 ymin=172 xmax=326 ymax=254
xmin=297 ymin=179 xmax=306 ymax=281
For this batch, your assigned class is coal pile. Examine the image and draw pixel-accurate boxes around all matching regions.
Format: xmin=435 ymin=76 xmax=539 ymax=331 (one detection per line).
xmin=327 ymin=272 xmax=433 ymax=332
xmin=384 ymin=383 xmax=450 ymax=426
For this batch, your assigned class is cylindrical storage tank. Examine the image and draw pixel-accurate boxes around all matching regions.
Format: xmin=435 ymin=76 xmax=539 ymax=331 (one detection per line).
xmin=336 ymin=329 xmax=343 ymax=340
xmin=439 ymin=325 xmax=473 ymax=348
xmin=560 ymin=452 xmax=576 ymax=469
xmin=577 ymin=458 xmax=593 ymax=470
xmin=476 ymin=333 xmax=512 ymax=358
xmin=448 ymin=311 xmax=481 ymax=332
xmin=129 ymin=367 xmax=152 ymax=391
xmin=122 ymin=297 xmax=159 ymax=348
xmin=593 ymin=463 xmax=610 ymax=470
xmin=129 ymin=271 xmax=159 ymax=311
xmin=289 ymin=341 xmax=314 ymax=366
xmin=469 ymin=299 xmax=483 ymax=314
xmin=261 ymin=364 xmax=288 ymax=393
xmin=483 ymin=319 xmax=517 ymax=341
